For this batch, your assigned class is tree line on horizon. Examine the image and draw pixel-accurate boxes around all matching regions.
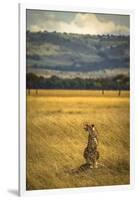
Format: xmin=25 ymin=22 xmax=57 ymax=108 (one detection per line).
xmin=26 ymin=73 xmax=129 ymax=94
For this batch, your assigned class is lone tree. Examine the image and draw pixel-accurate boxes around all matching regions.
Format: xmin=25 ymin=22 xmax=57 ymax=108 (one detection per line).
xmin=114 ymin=74 xmax=129 ymax=96
xmin=100 ymin=79 xmax=106 ymax=95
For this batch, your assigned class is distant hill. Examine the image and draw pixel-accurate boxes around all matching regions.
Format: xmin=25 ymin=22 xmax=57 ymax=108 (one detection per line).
xmin=26 ymin=31 xmax=130 ymax=79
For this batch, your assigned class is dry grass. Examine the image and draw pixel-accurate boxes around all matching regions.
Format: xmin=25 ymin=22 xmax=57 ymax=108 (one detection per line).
xmin=26 ymin=90 xmax=130 ymax=190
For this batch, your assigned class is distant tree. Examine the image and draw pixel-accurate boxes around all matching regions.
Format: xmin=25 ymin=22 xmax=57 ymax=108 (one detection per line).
xmin=100 ymin=79 xmax=106 ymax=95
xmin=117 ymin=79 xmax=122 ymax=96
xmin=118 ymin=89 xmax=121 ymax=96
xmin=114 ymin=74 xmax=129 ymax=96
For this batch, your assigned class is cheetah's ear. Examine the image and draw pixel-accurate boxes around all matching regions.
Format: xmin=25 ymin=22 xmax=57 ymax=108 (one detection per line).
xmin=83 ymin=122 xmax=89 ymax=126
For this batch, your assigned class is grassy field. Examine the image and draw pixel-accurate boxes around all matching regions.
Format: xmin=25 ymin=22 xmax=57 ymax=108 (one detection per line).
xmin=26 ymin=90 xmax=130 ymax=190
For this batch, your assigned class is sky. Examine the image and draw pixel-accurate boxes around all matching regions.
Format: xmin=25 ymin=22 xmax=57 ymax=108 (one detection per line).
xmin=27 ymin=9 xmax=130 ymax=35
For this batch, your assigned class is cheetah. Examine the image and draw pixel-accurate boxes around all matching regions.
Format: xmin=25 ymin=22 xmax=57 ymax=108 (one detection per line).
xmin=83 ymin=123 xmax=100 ymax=168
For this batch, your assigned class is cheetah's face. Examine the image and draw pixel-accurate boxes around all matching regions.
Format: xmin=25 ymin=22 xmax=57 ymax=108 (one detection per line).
xmin=84 ymin=124 xmax=89 ymax=132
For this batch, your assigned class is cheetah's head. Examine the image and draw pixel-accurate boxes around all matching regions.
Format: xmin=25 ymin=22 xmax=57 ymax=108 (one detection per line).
xmin=84 ymin=123 xmax=95 ymax=132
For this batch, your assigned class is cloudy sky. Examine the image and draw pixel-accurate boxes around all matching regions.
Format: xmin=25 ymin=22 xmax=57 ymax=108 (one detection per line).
xmin=27 ymin=9 xmax=129 ymax=35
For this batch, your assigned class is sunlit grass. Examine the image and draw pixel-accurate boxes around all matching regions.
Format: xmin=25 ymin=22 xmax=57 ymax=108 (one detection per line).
xmin=26 ymin=90 xmax=130 ymax=190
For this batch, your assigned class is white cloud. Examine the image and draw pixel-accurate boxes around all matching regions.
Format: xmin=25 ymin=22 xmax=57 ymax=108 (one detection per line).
xmin=29 ymin=13 xmax=129 ymax=35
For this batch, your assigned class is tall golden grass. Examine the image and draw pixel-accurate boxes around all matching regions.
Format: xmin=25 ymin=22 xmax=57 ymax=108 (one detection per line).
xmin=26 ymin=90 xmax=130 ymax=190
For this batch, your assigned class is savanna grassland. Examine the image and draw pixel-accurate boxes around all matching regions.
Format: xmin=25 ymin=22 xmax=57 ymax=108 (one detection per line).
xmin=26 ymin=90 xmax=130 ymax=190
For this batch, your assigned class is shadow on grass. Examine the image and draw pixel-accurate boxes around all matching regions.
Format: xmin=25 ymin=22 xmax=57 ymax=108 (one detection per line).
xmin=65 ymin=163 xmax=104 ymax=175
xmin=71 ymin=163 xmax=91 ymax=174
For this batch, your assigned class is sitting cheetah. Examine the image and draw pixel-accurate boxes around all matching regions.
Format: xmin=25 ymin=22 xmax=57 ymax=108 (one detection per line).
xmin=83 ymin=123 xmax=100 ymax=168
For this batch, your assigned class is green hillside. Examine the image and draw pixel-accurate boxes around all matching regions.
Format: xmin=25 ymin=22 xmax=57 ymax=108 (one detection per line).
xmin=26 ymin=31 xmax=129 ymax=77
